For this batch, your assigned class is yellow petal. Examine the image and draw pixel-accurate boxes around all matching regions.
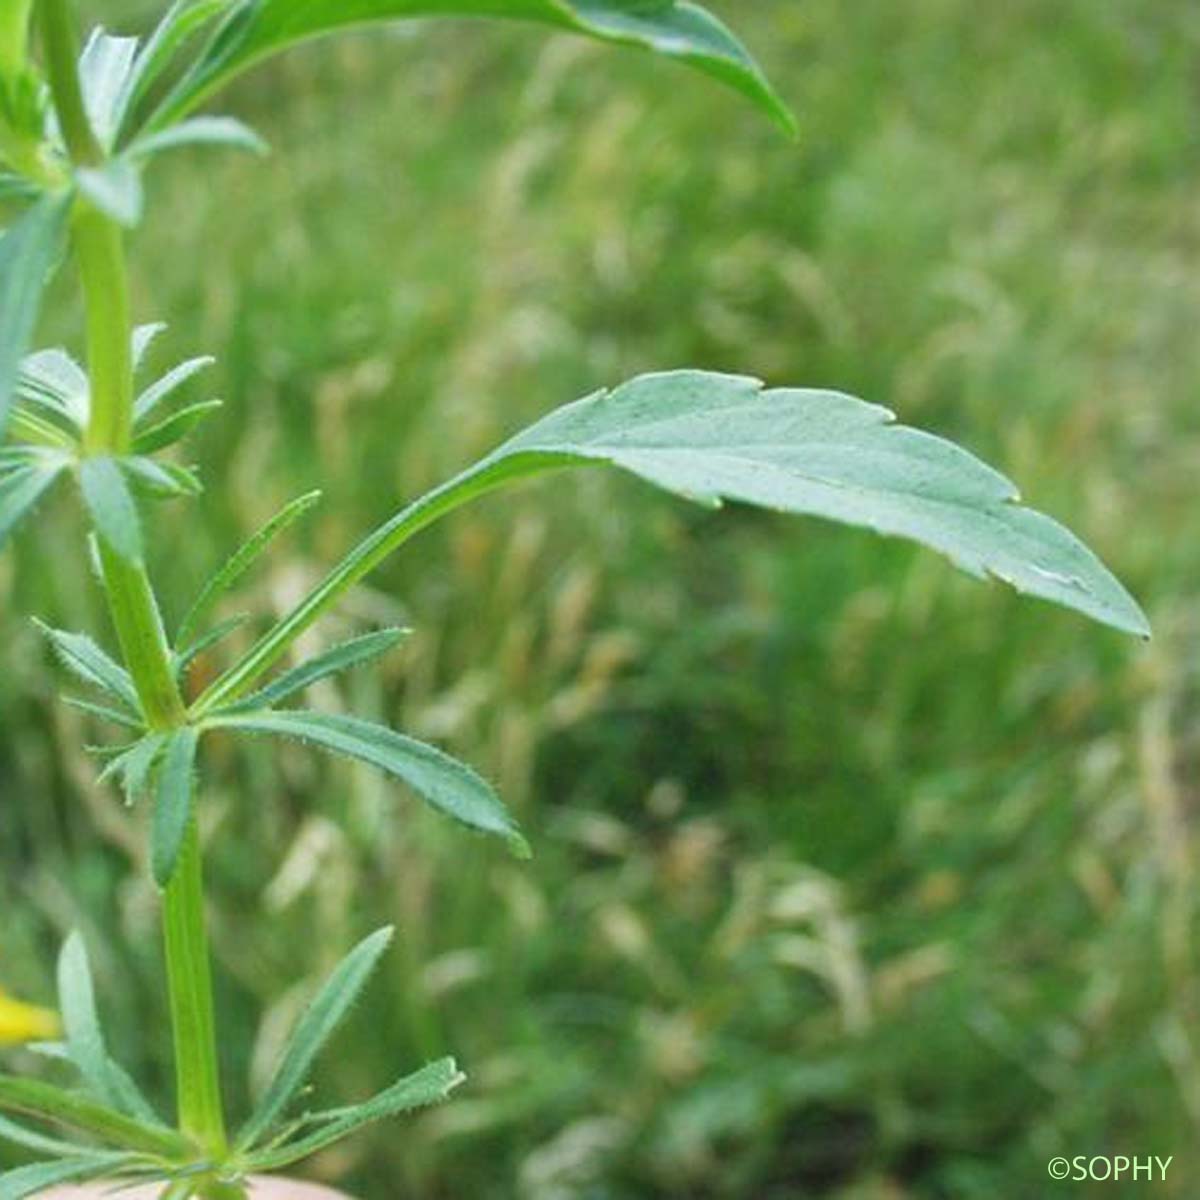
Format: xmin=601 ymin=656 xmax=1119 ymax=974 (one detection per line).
xmin=0 ymin=987 xmax=61 ymax=1045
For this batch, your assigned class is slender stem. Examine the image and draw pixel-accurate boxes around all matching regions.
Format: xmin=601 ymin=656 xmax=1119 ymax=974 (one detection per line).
xmin=35 ymin=0 xmax=98 ymax=165
xmin=163 ymin=819 xmax=227 ymax=1156
xmin=75 ymin=206 xmax=134 ymax=454
xmin=38 ymin=0 xmax=237 ymax=1185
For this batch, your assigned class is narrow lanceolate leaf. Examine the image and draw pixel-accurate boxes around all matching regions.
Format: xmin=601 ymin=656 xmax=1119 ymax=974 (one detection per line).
xmin=0 ymin=1113 xmax=92 ymax=1159
xmin=57 ymin=934 xmax=162 ymax=1126
xmin=133 ymin=355 xmax=216 ymax=424
xmin=224 ymin=628 xmax=410 ymax=713
xmin=36 ymin=623 xmax=140 ymax=714
xmin=18 ymin=347 xmax=89 ymax=427
xmin=0 ymin=464 xmax=64 ymax=550
xmin=76 ymin=158 xmax=145 ymax=227
xmin=133 ymin=399 xmax=223 ymax=454
xmin=0 ymin=1076 xmax=188 ymax=1156
xmin=0 ymin=196 xmax=69 ymax=437
xmin=63 ymin=696 xmax=145 ymax=731
xmin=131 ymin=322 xmax=167 ymax=370
xmin=152 ymin=728 xmax=200 ymax=887
xmin=77 ymin=30 xmax=139 ymax=150
xmin=121 ymin=455 xmax=203 ymax=499
xmin=239 ymin=927 xmax=395 ymax=1149
xmin=175 ymin=490 xmax=322 ymax=646
xmin=208 ymin=710 xmax=528 ymax=855
xmin=195 ymin=373 xmax=1148 ymax=717
xmin=116 ymin=0 xmax=230 ymax=138
xmin=245 ymin=1057 xmax=465 ymax=1172
xmin=130 ymin=115 xmax=268 ymax=159
xmin=0 ymin=1155 xmax=132 ymax=1200
xmin=79 ymin=456 xmax=143 ymax=564
xmin=174 ymin=613 xmax=251 ymax=680
xmin=149 ymin=0 xmax=793 ymax=134
xmin=99 ymin=732 xmax=167 ymax=804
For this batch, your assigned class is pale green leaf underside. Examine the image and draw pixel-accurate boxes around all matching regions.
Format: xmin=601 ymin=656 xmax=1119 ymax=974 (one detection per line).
xmin=79 ymin=456 xmax=144 ymax=564
xmin=239 ymin=926 xmax=395 ymax=1149
xmin=194 ymin=371 xmax=1146 ymax=718
xmin=485 ymin=372 xmax=1150 ymax=637
xmin=149 ymin=0 xmax=792 ymax=133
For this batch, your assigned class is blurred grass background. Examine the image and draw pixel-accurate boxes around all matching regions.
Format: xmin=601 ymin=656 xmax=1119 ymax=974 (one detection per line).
xmin=2 ymin=1 xmax=1199 ymax=1196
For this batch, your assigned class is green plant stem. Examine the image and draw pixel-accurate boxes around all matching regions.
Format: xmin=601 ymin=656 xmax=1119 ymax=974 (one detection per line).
xmin=35 ymin=0 xmax=98 ymax=165
xmin=162 ymin=818 xmax=227 ymax=1157
xmin=38 ymin=0 xmax=237 ymax=1187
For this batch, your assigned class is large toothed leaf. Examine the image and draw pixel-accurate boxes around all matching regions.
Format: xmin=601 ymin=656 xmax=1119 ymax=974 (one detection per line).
xmin=57 ymin=934 xmax=162 ymax=1125
xmin=224 ymin=628 xmax=410 ymax=713
xmin=474 ymin=372 xmax=1150 ymax=636
xmin=239 ymin=927 xmax=395 ymax=1148
xmin=208 ymin=710 xmax=528 ymax=854
xmin=175 ymin=489 xmax=321 ymax=646
xmin=244 ymin=1057 xmax=465 ymax=1171
xmin=148 ymin=0 xmax=792 ymax=134
xmin=0 ymin=196 xmax=69 ymax=438
xmin=36 ymin=623 xmax=140 ymax=714
xmin=195 ymin=371 xmax=1147 ymax=716
xmin=152 ymin=727 xmax=200 ymax=886
xmin=79 ymin=456 xmax=143 ymax=564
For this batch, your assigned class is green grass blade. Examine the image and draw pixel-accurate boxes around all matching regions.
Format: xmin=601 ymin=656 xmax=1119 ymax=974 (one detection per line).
xmin=152 ymin=728 xmax=200 ymax=887
xmin=175 ymin=489 xmax=321 ymax=647
xmin=207 ymin=710 xmax=528 ymax=855
xmin=238 ymin=926 xmax=395 ymax=1149
xmin=244 ymin=1057 xmax=464 ymax=1173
